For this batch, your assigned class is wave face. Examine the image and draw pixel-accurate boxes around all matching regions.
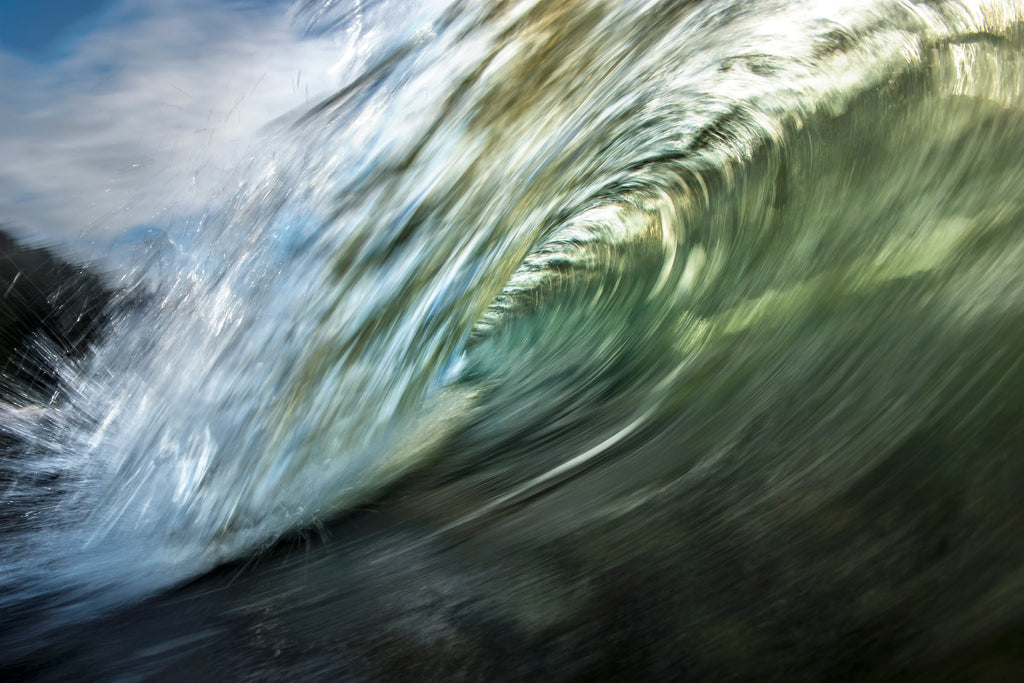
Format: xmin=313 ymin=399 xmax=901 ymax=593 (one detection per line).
xmin=5 ymin=0 xmax=1024 ymax=677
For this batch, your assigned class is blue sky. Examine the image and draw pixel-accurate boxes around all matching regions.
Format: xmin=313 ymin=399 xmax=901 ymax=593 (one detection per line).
xmin=0 ymin=0 xmax=287 ymax=60
xmin=0 ymin=0 xmax=113 ymax=61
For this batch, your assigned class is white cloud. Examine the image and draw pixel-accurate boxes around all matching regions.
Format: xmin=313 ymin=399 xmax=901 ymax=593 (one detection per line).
xmin=0 ymin=0 xmax=374 ymax=245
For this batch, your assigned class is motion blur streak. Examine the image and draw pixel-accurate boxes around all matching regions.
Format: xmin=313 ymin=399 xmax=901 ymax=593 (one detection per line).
xmin=3 ymin=0 xmax=1024 ymax=679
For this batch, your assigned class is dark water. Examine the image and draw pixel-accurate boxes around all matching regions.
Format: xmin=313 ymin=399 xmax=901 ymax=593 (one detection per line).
xmin=3 ymin=0 xmax=1024 ymax=679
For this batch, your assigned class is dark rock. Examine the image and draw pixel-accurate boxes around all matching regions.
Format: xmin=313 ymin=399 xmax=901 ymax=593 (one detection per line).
xmin=0 ymin=227 xmax=114 ymax=406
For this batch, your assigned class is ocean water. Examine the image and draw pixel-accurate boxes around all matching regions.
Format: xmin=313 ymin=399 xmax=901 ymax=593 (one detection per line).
xmin=3 ymin=0 xmax=1024 ymax=679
